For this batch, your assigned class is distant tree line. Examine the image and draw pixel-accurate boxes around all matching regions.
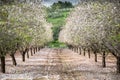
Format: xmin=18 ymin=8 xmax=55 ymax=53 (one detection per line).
xmin=51 ymin=1 xmax=73 ymax=11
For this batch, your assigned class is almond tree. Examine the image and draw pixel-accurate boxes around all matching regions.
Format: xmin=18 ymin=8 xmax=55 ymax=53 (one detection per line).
xmin=59 ymin=0 xmax=120 ymax=73
xmin=0 ymin=1 xmax=53 ymax=73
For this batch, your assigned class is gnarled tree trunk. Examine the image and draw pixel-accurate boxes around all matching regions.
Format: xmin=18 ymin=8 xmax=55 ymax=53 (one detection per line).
xmin=94 ymin=51 xmax=97 ymax=62
xmin=79 ymin=48 xmax=81 ymax=55
xmin=77 ymin=47 xmax=79 ymax=53
xmin=33 ymin=48 xmax=36 ymax=54
xmin=102 ymin=51 xmax=106 ymax=68
xmin=10 ymin=54 xmax=17 ymax=66
xmin=1 ymin=56 xmax=5 ymax=73
xmin=30 ymin=48 xmax=33 ymax=56
xmin=117 ymin=56 xmax=120 ymax=73
xmin=22 ymin=51 xmax=26 ymax=62
xmin=27 ymin=50 xmax=29 ymax=59
xmin=83 ymin=48 xmax=86 ymax=56
xmin=35 ymin=47 xmax=37 ymax=52
xmin=88 ymin=49 xmax=90 ymax=58
xmin=26 ymin=49 xmax=29 ymax=58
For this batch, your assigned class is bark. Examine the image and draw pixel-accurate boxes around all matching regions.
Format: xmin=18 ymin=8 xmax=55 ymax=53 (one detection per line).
xmin=75 ymin=47 xmax=76 ymax=52
xmin=74 ymin=47 xmax=76 ymax=52
xmin=76 ymin=47 xmax=78 ymax=53
xmin=71 ymin=47 xmax=73 ymax=51
xmin=33 ymin=48 xmax=36 ymax=54
xmin=102 ymin=51 xmax=106 ymax=67
xmin=27 ymin=50 xmax=29 ymax=59
xmin=38 ymin=47 xmax=41 ymax=51
xmin=79 ymin=48 xmax=81 ymax=55
xmin=88 ymin=49 xmax=90 ymax=58
xmin=117 ymin=56 xmax=120 ymax=73
xmin=68 ymin=46 xmax=71 ymax=50
xmin=1 ymin=56 xmax=5 ymax=73
xmin=10 ymin=54 xmax=17 ymax=66
xmin=75 ymin=47 xmax=78 ymax=53
xmin=36 ymin=47 xmax=37 ymax=52
xmin=77 ymin=47 xmax=79 ymax=53
xmin=83 ymin=48 xmax=86 ymax=56
xmin=30 ymin=48 xmax=33 ymax=56
xmin=73 ymin=47 xmax=75 ymax=52
xmin=72 ymin=47 xmax=73 ymax=51
xmin=94 ymin=51 xmax=97 ymax=62
xmin=22 ymin=51 xmax=26 ymax=62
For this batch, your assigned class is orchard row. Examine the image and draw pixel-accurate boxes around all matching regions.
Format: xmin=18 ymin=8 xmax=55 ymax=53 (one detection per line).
xmin=59 ymin=0 xmax=120 ymax=73
xmin=0 ymin=2 xmax=53 ymax=73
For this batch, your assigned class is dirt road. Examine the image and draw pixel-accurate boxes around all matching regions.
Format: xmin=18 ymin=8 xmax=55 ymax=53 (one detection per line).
xmin=0 ymin=48 xmax=120 ymax=80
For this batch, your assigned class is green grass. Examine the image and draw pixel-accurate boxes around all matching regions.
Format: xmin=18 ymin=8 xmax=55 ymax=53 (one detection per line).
xmin=46 ymin=8 xmax=72 ymax=48
xmin=47 ymin=17 xmax=65 ymax=26
xmin=46 ymin=11 xmax=69 ymax=26
xmin=48 ymin=40 xmax=68 ymax=48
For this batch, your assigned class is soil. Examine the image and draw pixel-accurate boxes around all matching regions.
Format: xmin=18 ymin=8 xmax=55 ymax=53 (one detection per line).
xmin=0 ymin=48 xmax=120 ymax=80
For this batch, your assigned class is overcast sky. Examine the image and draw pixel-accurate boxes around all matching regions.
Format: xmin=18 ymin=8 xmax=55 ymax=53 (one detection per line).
xmin=41 ymin=0 xmax=79 ymax=7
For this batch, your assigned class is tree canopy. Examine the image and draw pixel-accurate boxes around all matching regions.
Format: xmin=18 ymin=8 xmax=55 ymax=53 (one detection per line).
xmin=51 ymin=1 xmax=73 ymax=10
xmin=59 ymin=0 xmax=120 ymax=73
xmin=0 ymin=1 xmax=53 ymax=73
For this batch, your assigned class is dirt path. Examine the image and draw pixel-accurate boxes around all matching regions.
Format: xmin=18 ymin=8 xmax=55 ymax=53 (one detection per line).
xmin=0 ymin=48 xmax=120 ymax=80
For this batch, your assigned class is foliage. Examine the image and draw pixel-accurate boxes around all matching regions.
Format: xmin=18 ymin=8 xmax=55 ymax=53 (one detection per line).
xmin=46 ymin=3 xmax=73 ymax=48
xmin=0 ymin=2 xmax=53 ymax=57
xmin=59 ymin=0 xmax=120 ymax=53
xmin=46 ymin=8 xmax=71 ymax=41
xmin=48 ymin=40 xmax=67 ymax=48
xmin=49 ymin=1 xmax=73 ymax=12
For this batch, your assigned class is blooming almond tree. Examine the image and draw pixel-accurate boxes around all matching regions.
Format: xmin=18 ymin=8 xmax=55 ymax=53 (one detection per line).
xmin=0 ymin=1 xmax=53 ymax=73
xmin=59 ymin=0 xmax=120 ymax=73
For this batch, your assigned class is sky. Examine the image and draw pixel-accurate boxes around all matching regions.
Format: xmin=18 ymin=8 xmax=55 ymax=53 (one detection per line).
xmin=41 ymin=0 xmax=79 ymax=7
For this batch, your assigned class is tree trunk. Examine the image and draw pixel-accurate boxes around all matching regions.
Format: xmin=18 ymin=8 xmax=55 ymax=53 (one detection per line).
xmin=30 ymin=48 xmax=33 ymax=56
xmin=88 ymin=49 xmax=90 ymax=58
xmin=75 ymin=47 xmax=77 ymax=52
xmin=10 ymin=54 xmax=17 ymax=66
xmin=77 ymin=47 xmax=79 ymax=53
xmin=76 ymin=47 xmax=78 ymax=53
xmin=83 ymin=48 xmax=86 ymax=56
xmin=33 ymin=48 xmax=36 ymax=54
xmin=71 ymin=47 xmax=73 ymax=51
xmin=1 ymin=56 xmax=5 ymax=73
xmin=94 ymin=51 xmax=97 ymax=62
xmin=36 ymin=47 xmax=37 ymax=52
xmin=117 ymin=56 xmax=120 ymax=73
xmin=73 ymin=47 xmax=75 ymax=52
xmin=75 ymin=47 xmax=76 ymax=52
xmin=38 ymin=47 xmax=40 ymax=51
xmin=69 ymin=47 xmax=72 ymax=50
xmin=72 ymin=47 xmax=74 ymax=51
xmin=27 ymin=50 xmax=29 ymax=59
xmin=79 ymin=48 xmax=81 ymax=55
xmin=102 ymin=51 xmax=106 ymax=68
xmin=22 ymin=52 xmax=25 ymax=62
xmin=74 ymin=47 xmax=76 ymax=52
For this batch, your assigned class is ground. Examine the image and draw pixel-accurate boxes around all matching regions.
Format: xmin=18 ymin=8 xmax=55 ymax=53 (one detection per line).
xmin=0 ymin=48 xmax=120 ymax=80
